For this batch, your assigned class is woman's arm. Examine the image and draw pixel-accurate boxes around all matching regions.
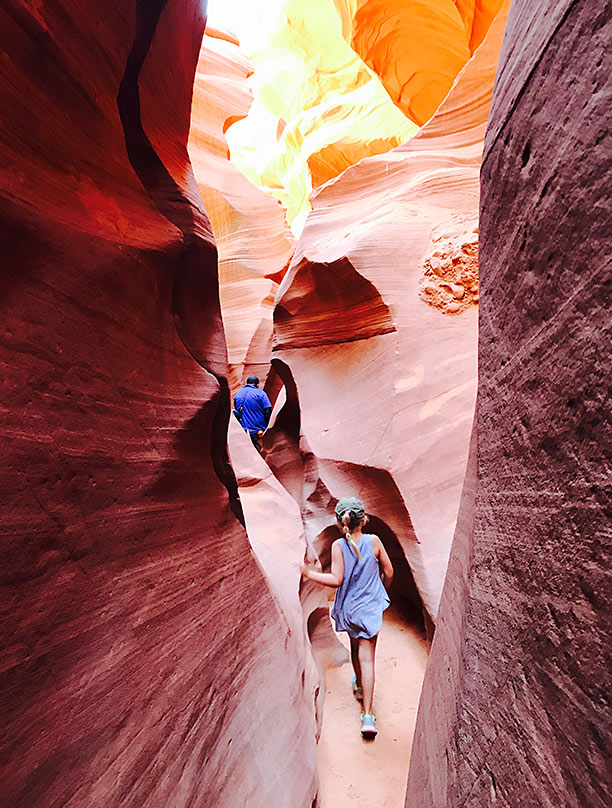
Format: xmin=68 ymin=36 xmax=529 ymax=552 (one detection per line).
xmin=301 ymin=541 xmax=345 ymax=588
xmin=372 ymin=535 xmax=394 ymax=589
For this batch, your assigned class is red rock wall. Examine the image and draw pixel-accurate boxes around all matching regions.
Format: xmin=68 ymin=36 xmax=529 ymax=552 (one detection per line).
xmin=405 ymin=2 xmax=612 ymax=805
xmin=0 ymin=3 xmax=316 ymax=806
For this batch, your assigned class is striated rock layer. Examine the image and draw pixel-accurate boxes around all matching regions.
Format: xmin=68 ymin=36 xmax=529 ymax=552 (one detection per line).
xmin=224 ymin=0 xmax=418 ymax=233
xmin=222 ymin=0 xmax=504 ymax=234
xmin=0 ymin=3 xmax=316 ymax=806
xmin=268 ymin=1 xmax=511 ymax=622
xmin=188 ymin=27 xmax=295 ymax=392
xmin=336 ymin=0 xmax=505 ymax=125
xmin=406 ymin=2 xmax=612 ymax=806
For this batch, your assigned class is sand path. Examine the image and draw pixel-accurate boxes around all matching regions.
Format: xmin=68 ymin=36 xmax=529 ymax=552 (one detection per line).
xmin=317 ymin=606 xmax=429 ymax=808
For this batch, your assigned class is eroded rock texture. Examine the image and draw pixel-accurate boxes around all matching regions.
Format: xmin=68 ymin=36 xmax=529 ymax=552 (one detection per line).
xmin=336 ymin=0 xmax=505 ymax=125
xmin=406 ymin=2 xmax=612 ymax=806
xmin=267 ymin=1 xmax=510 ymax=622
xmin=222 ymin=1 xmax=506 ymax=234
xmin=0 ymin=3 xmax=316 ymax=806
xmin=227 ymin=419 xmax=327 ymax=725
xmin=225 ymin=0 xmax=418 ymax=232
xmin=188 ymin=27 xmax=295 ymax=392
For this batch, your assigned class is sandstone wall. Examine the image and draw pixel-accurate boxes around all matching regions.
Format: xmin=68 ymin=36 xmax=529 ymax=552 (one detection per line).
xmin=0 ymin=3 xmax=316 ymax=806
xmin=188 ymin=27 xmax=295 ymax=393
xmin=336 ymin=0 xmax=505 ymax=125
xmin=267 ymin=1 xmax=511 ymax=622
xmin=224 ymin=1 xmax=506 ymax=232
xmin=406 ymin=2 xmax=612 ymax=805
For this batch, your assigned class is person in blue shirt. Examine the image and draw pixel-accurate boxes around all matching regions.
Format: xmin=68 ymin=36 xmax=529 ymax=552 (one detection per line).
xmin=233 ymin=376 xmax=272 ymax=451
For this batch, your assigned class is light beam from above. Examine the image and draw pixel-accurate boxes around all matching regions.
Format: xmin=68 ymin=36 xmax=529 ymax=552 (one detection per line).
xmin=205 ymin=0 xmax=504 ymax=235
xmin=207 ymin=0 xmax=417 ymax=235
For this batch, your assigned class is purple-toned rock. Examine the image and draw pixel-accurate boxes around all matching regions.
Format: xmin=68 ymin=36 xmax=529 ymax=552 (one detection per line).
xmin=406 ymin=2 xmax=612 ymax=806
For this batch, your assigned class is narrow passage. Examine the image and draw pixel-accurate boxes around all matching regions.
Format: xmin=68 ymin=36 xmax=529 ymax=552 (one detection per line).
xmin=317 ymin=606 xmax=429 ymax=808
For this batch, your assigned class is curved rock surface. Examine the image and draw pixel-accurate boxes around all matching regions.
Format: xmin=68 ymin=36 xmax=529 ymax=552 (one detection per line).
xmin=339 ymin=0 xmax=504 ymax=125
xmin=222 ymin=1 xmax=505 ymax=232
xmin=218 ymin=0 xmax=503 ymax=234
xmin=188 ymin=27 xmax=295 ymax=392
xmin=406 ymin=1 xmax=612 ymax=805
xmin=221 ymin=0 xmax=419 ymax=231
xmin=269 ymin=1 xmax=510 ymax=622
xmin=0 ymin=3 xmax=316 ymax=806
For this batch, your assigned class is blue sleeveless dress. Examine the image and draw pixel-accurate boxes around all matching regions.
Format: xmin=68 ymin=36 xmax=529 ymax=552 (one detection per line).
xmin=330 ymin=534 xmax=390 ymax=639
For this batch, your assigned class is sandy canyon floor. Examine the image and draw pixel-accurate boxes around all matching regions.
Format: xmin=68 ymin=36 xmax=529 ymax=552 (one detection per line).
xmin=317 ymin=606 xmax=430 ymax=808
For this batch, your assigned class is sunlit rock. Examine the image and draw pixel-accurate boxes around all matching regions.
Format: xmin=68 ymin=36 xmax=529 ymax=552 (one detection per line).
xmin=336 ymin=0 xmax=504 ymax=125
xmin=267 ymin=1 xmax=511 ymax=622
xmin=188 ymin=26 xmax=295 ymax=391
xmin=221 ymin=0 xmax=418 ymax=232
xmin=219 ymin=0 xmax=503 ymax=232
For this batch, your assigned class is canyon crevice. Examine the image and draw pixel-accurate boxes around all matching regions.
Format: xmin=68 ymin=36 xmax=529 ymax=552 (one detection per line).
xmin=266 ymin=0 xmax=511 ymax=625
xmin=1 ymin=1 xmax=610 ymax=807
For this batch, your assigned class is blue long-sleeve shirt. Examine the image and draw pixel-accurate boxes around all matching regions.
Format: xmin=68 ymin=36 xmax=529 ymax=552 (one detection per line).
xmin=233 ymin=384 xmax=272 ymax=435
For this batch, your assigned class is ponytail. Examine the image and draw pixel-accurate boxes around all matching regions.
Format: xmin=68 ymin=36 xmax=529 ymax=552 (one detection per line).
xmin=341 ymin=510 xmax=361 ymax=559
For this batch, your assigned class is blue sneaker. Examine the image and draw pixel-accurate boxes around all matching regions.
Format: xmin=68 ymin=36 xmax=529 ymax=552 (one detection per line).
xmin=360 ymin=713 xmax=377 ymax=738
xmin=351 ymin=674 xmax=363 ymax=702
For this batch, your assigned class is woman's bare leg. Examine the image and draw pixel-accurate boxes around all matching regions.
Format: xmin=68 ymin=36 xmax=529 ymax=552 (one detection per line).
xmin=358 ymin=636 xmax=378 ymax=715
xmin=350 ymin=637 xmax=362 ymax=688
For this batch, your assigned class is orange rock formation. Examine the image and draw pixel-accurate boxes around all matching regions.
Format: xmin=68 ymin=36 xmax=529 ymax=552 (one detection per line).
xmin=267 ymin=1 xmax=511 ymax=622
xmin=342 ymin=0 xmax=505 ymax=125
xmin=219 ymin=0 xmax=418 ymax=231
xmin=220 ymin=0 xmax=504 ymax=231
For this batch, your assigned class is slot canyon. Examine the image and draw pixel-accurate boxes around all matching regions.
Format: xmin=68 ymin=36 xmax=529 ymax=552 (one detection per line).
xmin=1 ymin=1 xmax=610 ymax=806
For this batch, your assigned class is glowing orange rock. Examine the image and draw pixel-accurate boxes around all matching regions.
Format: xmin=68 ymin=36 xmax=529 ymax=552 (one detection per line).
xmin=220 ymin=0 xmax=503 ymax=231
xmin=343 ymin=0 xmax=505 ymax=125
xmin=269 ymin=1 xmax=511 ymax=621
xmin=221 ymin=0 xmax=418 ymax=232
